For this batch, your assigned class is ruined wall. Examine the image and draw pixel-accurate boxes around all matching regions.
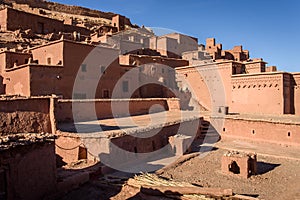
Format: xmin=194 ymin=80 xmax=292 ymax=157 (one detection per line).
xmin=63 ymin=24 xmax=91 ymax=35
xmin=2 ymin=0 xmax=133 ymax=26
xmin=231 ymin=72 xmax=291 ymax=115
xmin=3 ymin=51 xmax=32 ymax=69
xmin=220 ymin=117 xmax=300 ymax=146
xmin=55 ymin=98 xmax=177 ymax=122
xmin=5 ymin=8 xmax=64 ymax=33
xmin=0 ymin=97 xmax=52 ymax=135
xmin=0 ymin=142 xmax=56 ymax=200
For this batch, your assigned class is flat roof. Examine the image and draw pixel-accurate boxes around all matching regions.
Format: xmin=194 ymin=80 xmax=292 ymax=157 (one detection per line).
xmin=5 ymin=63 xmax=63 ymax=72
xmin=213 ymin=113 xmax=300 ymax=125
xmin=28 ymin=39 xmax=119 ymax=52
xmin=58 ymin=111 xmax=202 ymax=138
xmin=232 ymin=71 xmax=290 ymax=78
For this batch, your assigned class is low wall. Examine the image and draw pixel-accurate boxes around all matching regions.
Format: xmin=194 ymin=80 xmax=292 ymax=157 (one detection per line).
xmin=55 ymin=98 xmax=180 ymax=123
xmin=0 ymin=97 xmax=53 ymax=135
xmin=214 ymin=116 xmax=300 ymax=146
xmin=0 ymin=142 xmax=57 ymax=200
xmin=56 ymin=117 xmax=201 ymax=165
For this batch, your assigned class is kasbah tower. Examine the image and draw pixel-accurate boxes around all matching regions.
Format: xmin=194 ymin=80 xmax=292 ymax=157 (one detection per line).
xmin=0 ymin=0 xmax=299 ymax=200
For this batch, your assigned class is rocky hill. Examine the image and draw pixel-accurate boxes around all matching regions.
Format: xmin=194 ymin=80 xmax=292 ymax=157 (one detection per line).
xmin=0 ymin=0 xmax=134 ymax=27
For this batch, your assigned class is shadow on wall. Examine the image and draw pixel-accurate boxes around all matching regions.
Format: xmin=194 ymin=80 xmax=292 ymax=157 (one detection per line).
xmin=257 ymin=162 xmax=281 ymax=175
xmin=0 ymin=75 xmax=5 ymax=94
xmin=58 ymin=123 xmax=137 ymax=133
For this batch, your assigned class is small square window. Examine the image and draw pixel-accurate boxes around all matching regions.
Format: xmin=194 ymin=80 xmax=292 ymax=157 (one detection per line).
xmin=47 ymin=57 xmax=52 ymax=65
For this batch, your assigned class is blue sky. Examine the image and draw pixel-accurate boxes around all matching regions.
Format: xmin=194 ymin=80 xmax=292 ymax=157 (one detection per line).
xmin=54 ymin=0 xmax=300 ymax=72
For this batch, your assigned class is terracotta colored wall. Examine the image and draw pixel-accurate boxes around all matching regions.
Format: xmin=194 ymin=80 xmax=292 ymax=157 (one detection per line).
xmin=31 ymin=41 xmax=64 ymax=66
xmin=0 ymin=97 xmax=52 ymax=135
xmin=63 ymin=24 xmax=91 ymax=35
xmin=56 ymin=117 xmax=200 ymax=164
xmin=5 ymin=52 xmax=32 ymax=69
xmin=63 ymin=40 xmax=120 ymax=99
xmin=5 ymin=66 xmax=30 ymax=96
xmin=293 ymin=73 xmax=300 ymax=116
xmin=55 ymin=133 xmax=82 ymax=164
xmin=0 ymin=142 xmax=57 ymax=200
xmin=0 ymin=53 xmax=5 ymax=75
xmin=0 ymin=9 xmax=7 ymax=32
xmin=231 ymin=72 xmax=290 ymax=115
xmin=176 ymin=61 xmax=232 ymax=111
xmin=6 ymin=8 xmax=64 ymax=33
xmin=220 ymin=117 xmax=300 ymax=146
xmin=55 ymin=98 xmax=176 ymax=122
xmin=29 ymin=65 xmax=64 ymax=96
xmin=244 ymin=62 xmax=266 ymax=74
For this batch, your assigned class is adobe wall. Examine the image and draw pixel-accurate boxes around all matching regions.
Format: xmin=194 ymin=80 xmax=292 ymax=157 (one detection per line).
xmin=0 ymin=9 xmax=7 ymax=32
xmin=55 ymin=132 xmax=82 ymax=165
xmin=4 ymin=66 xmax=30 ymax=96
xmin=29 ymin=65 xmax=64 ymax=96
xmin=55 ymin=98 xmax=178 ymax=122
xmin=6 ymin=8 xmax=64 ymax=33
xmin=244 ymin=61 xmax=266 ymax=74
xmin=0 ymin=142 xmax=56 ymax=200
xmin=176 ymin=61 xmax=233 ymax=111
xmin=63 ymin=41 xmax=119 ymax=99
xmin=77 ymin=118 xmax=201 ymax=166
xmin=31 ymin=41 xmax=64 ymax=66
xmin=293 ymin=73 xmax=300 ymax=115
xmin=63 ymin=24 xmax=91 ymax=36
xmin=231 ymin=72 xmax=291 ymax=115
xmin=218 ymin=117 xmax=300 ymax=146
xmin=0 ymin=97 xmax=52 ymax=135
xmin=4 ymin=52 xmax=32 ymax=69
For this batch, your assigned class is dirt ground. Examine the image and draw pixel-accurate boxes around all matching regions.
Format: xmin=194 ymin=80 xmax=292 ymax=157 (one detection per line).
xmin=60 ymin=139 xmax=300 ymax=200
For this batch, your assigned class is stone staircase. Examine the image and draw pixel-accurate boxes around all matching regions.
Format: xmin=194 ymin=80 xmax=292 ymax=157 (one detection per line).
xmin=199 ymin=120 xmax=221 ymax=142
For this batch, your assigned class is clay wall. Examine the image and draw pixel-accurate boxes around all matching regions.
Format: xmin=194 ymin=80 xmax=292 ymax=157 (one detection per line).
xmin=5 ymin=8 xmax=64 ymax=33
xmin=0 ymin=52 xmax=32 ymax=74
xmin=293 ymin=73 xmax=300 ymax=115
xmin=244 ymin=61 xmax=266 ymax=74
xmin=31 ymin=41 xmax=64 ymax=66
xmin=4 ymin=66 xmax=30 ymax=96
xmin=231 ymin=72 xmax=291 ymax=115
xmin=0 ymin=9 xmax=7 ymax=32
xmin=63 ymin=40 xmax=121 ymax=99
xmin=176 ymin=61 xmax=233 ymax=111
xmin=63 ymin=24 xmax=91 ymax=36
xmin=29 ymin=65 xmax=64 ymax=96
xmin=0 ymin=142 xmax=56 ymax=200
xmin=110 ymin=119 xmax=201 ymax=155
xmin=0 ymin=53 xmax=6 ymax=75
xmin=219 ymin=117 xmax=300 ymax=146
xmin=55 ymin=98 xmax=179 ymax=122
xmin=0 ymin=97 xmax=52 ymax=135
xmin=266 ymin=66 xmax=277 ymax=72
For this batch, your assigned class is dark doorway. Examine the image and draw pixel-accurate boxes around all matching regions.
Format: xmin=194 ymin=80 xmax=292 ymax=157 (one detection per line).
xmin=229 ymin=161 xmax=240 ymax=174
xmin=37 ymin=22 xmax=45 ymax=34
